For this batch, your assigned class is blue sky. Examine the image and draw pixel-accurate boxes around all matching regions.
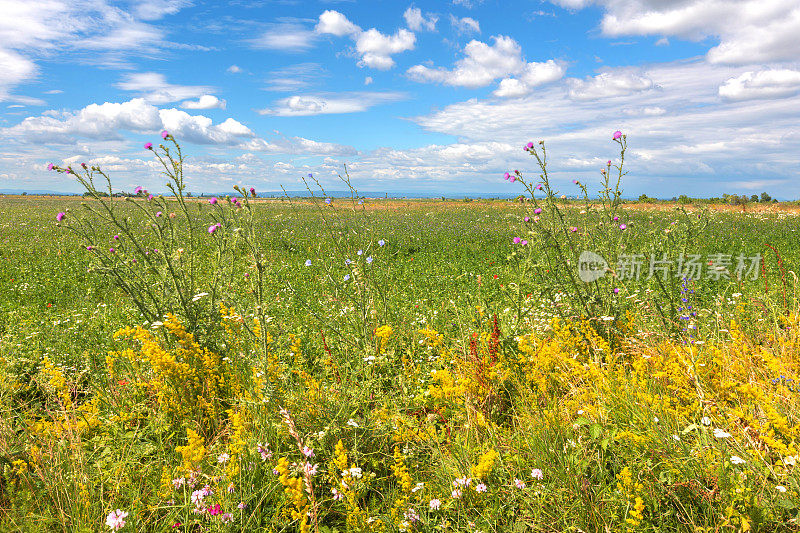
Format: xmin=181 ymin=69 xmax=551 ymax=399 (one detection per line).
xmin=2 ymin=0 xmax=800 ymax=198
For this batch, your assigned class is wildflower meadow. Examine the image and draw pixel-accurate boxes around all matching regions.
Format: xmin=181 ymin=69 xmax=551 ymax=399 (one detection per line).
xmin=3 ymin=132 xmax=800 ymax=532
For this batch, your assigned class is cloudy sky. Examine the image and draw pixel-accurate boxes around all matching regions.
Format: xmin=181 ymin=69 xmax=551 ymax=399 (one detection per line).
xmin=1 ymin=0 xmax=800 ymax=198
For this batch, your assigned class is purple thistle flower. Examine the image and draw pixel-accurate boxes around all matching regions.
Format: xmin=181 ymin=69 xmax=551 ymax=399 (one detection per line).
xmin=134 ymin=186 xmax=143 ymax=194
xmin=86 ymin=245 xmax=93 ymax=251
xmin=209 ymin=197 xmax=218 ymax=205
xmin=521 ymin=240 xmax=528 ymax=246
xmin=524 ymin=216 xmax=530 ymax=222
xmin=619 ymin=224 xmax=627 ymax=230
xmin=156 ymin=211 xmax=162 ymax=217
xmin=526 ymin=141 xmax=534 ymax=149
xmin=144 ymin=142 xmax=153 ymax=150
xmin=249 ymin=187 xmax=256 ymax=196
xmin=161 ymin=130 xmax=169 ymax=139
xmin=47 ymin=163 xmax=54 ymax=171
xmin=208 ymin=225 xmax=217 ymax=234
xmin=536 ymin=185 xmax=543 ymax=190
xmin=613 ymin=216 xmax=619 ymax=221
xmin=109 ymin=247 xmax=115 ymax=253
xmin=513 ymin=237 xmax=521 ymax=244
xmin=56 ymin=212 xmax=65 ymax=222
xmin=607 ymin=160 xmax=611 ymax=165
xmin=509 ymin=175 xmax=516 ymax=183
xmin=113 ymin=235 xmax=119 ymax=240
xmin=613 ymin=288 xmax=620 ymax=294
xmin=613 ymin=131 xmax=622 ymax=140
xmin=534 ymin=208 xmax=542 ymax=214
xmin=503 ymin=172 xmax=510 ymax=180
xmin=147 ymin=194 xmax=154 ymax=200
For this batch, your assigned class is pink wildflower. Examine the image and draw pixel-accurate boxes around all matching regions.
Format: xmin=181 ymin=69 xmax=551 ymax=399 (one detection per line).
xmin=106 ymin=509 xmax=129 ymax=531
xmin=56 ymin=212 xmax=65 ymax=222
xmin=144 ymin=142 xmax=153 ymax=150
xmin=207 ymin=504 xmax=222 ymax=516
xmin=161 ymin=130 xmax=169 ymax=139
xmin=613 ymin=131 xmax=622 ymax=140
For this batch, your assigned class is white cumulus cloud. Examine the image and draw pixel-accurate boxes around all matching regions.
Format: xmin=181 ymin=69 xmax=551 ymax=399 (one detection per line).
xmin=356 ymin=28 xmax=416 ymax=70
xmin=4 ymin=98 xmax=253 ymax=146
xmin=408 ymin=35 xmax=563 ymax=91
xmin=567 ymin=71 xmax=654 ymax=100
xmin=719 ymin=69 xmax=800 ymax=101
xmin=315 ymin=10 xmax=361 ymax=37
xmin=450 ymin=15 xmax=480 ymax=34
xmin=404 ymin=7 xmax=438 ymax=31
xmin=552 ymin=0 xmax=800 ymax=66
xmin=315 ymin=10 xmax=416 ymax=70
xmin=181 ymin=95 xmax=227 ymax=110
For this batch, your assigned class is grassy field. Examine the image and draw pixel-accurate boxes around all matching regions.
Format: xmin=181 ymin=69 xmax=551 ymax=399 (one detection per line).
xmin=2 ymin=191 xmax=800 ymax=532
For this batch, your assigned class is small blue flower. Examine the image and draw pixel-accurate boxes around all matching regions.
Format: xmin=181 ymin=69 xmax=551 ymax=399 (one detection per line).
xmin=378 ymin=239 xmax=385 ymax=247
xmin=345 ymin=259 xmax=352 ymax=265
xmin=344 ymin=274 xmax=351 ymax=282
xmin=366 ymin=256 xmax=373 ymax=264
xmin=357 ymin=249 xmax=363 ymax=256
xmin=305 ymin=259 xmax=312 ymax=267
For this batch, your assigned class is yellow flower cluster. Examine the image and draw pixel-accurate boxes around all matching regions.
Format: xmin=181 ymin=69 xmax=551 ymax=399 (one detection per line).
xmin=40 ymin=357 xmax=71 ymax=408
xmin=275 ymin=456 xmax=310 ymax=533
xmin=111 ymin=313 xmax=234 ymax=429
xmin=375 ymin=324 xmax=393 ymax=352
xmin=617 ymin=466 xmax=645 ymax=526
xmin=390 ymin=446 xmax=413 ymax=526
xmin=471 ymin=449 xmax=498 ymax=480
xmin=175 ymin=428 xmax=205 ymax=473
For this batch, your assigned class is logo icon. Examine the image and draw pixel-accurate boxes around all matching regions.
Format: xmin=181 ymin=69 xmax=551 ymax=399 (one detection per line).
xmin=578 ymin=251 xmax=608 ymax=282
